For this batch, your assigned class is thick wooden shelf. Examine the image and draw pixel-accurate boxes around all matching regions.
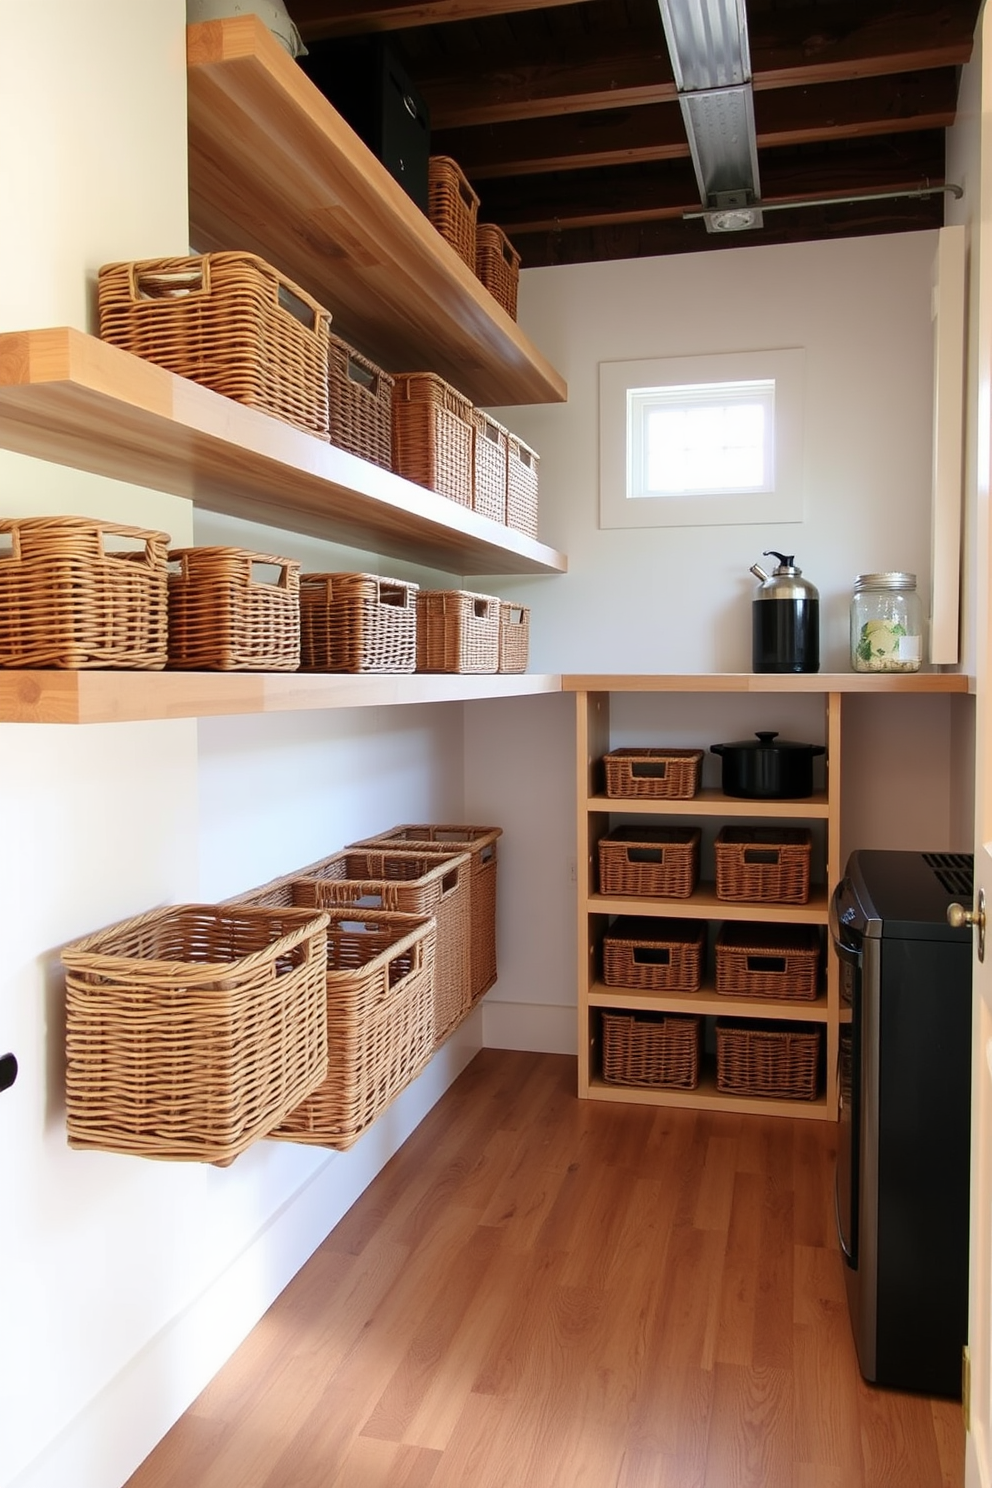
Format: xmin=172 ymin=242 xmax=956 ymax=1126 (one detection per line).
xmin=565 ymin=672 xmax=971 ymax=693
xmin=585 ymin=886 xmax=830 ymax=924
xmin=186 ymin=17 xmax=568 ymax=409
xmin=0 ymin=669 xmax=562 ymax=725
xmin=0 ymin=329 xmax=567 ymax=576
xmin=584 ymin=1068 xmax=830 ymax=1120
xmin=586 ymin=788 xmax=831 ymax=818
xmin=588 ymin=980 xmax=829 ymax=1021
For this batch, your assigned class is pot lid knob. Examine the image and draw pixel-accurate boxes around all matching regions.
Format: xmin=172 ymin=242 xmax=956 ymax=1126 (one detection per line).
xmin=755 ymin=731 xmax=779 ymax=744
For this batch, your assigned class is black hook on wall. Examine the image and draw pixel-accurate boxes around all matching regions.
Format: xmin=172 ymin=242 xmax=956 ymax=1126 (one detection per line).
xmin=0 ymin=1053 xmax=17 ymax=1092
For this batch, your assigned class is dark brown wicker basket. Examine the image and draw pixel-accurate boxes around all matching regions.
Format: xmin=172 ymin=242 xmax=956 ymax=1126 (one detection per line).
xmin=327 ymin=332 xmax=394 ymax=468
xmin=475 ymin=223 xmax=521 ymax=319
xmin=602 ymin=1010 xmax=701 ymax=1089
xmin=97 ymin=252 xmax=331 ymax=439
xmin=714 ymin=827 xmax=812 ymax=904
xmin=603 ymin=748 xmax=703 ymax=800
xmin=506 ymin=432 xmax=540 ymax=537
xmin=715 ymin=1018 xmax=821 ymax=1100
xmin=498 ymin=602 xmax=529 ymax=673
xmin=0 ymin=516 xmax=169 ymax=669
xmin=391 ymin=371 xmax=474 ymax=507
xmin=299 ymin=572 xmax=418 ymax=673
xmin=167 ymin=546 xmax=301 ymax=671
xmin=416 ymin=589 xmax=501 ymax=673
xmin=603 ymin=916 xmax=706 ymax=993
xmin=428 ymin=155 xmax=480 ymax=269
xmin=472 ymin=408 xmax=509 ymax=523
xmin=715 ymin=922 xmax=821 ymax=1000
xmin=598 ymin=826 xmax=701 ymax=899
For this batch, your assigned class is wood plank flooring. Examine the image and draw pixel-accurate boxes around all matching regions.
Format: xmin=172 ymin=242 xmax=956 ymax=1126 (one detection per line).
xmin=124 ymin=1049 xmax=964 ymax=1488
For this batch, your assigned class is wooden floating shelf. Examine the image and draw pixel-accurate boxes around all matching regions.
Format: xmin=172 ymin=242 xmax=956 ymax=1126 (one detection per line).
xmin=585 ymin=887 xmax=831 ymax=924
xmin=586 ymin=789 xmax=831 ymax=818
xmin=565 ymin=672 xmax=972 ymax=693
xmin=0 ymin=328 xmax=567 ymax=577
xmin=186 ymin=16 xmax=568 ymax=410
xmin=0 ymin=669 xmax=563 ymax=726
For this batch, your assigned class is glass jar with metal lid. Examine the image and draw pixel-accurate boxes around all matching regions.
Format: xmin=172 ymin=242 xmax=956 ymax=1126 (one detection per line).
xmin=850 ymin=572 xmax=923 ymax=672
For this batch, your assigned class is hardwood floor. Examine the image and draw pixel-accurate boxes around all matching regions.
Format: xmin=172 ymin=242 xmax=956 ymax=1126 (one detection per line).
xmin=124 ymin=1049 xmax=964 ymax=1488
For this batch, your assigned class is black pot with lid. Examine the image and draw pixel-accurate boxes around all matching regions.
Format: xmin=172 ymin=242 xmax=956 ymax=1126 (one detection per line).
xmin=710 ymin=731 xmax=825 ymax=799
xmin=751 ymin=550 xmax=820 ymax=674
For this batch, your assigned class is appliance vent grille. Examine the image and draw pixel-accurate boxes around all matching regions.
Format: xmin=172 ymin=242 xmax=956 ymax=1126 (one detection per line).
xmin=922 ymin=851 xmax=974 ymax=898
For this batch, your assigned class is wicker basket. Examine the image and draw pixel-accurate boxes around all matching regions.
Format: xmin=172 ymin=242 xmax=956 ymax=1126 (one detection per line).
xmin=472 ymin=408 xmax=509 ymax=523
xmin=498 ymin=602 xmax=530 ymax=673
xmin=237 ymin=847 xmax=472 ymax=1047
xmin=167 ymin=547 xmax=301 ymax=671
xmin=715 ymin=922 xmax=821 ymax=1000
xmin=0 ymin=516 xmax=169 ymax=669
xmin=327 ymin=332 xmax=394 ymax=468
xmin=602 ymin=917 xmax=706 ymax=993
xmin=475 ymin=223 xmax=521 ymax=320
xmin=391 ymin=371 xmax=474 ymax=507
xmin=603 ymin=748 xmax=703 ymax=801
xmin=416 ymin=589 xmax=501 ymax=673
xmin=715 ymin=1018 xmax=821 ymax=1101
xmin=601 ymin=1010 xmax=701 ymax=1090
xmin=506 ymin=433 xmax=540 ymax=538
xmin=97 ymin=252 xmax=331 ymax=440
xmin=299 ymin=572 xmax=418 ymax=673
xmin=352 ymin=824 xmax=501 ymax=1000
xmin=428 ymin=155 xmax=480 ymax=269
xmin=598 ymin=826 xmax=700 ymax=899
xmin=714 ymin=827 xmax=813 ymax=905
xmin=270 ymin=908 xmax=437 ymax=1150
xmin=61 ymin=903 xmax=330 ymax=1163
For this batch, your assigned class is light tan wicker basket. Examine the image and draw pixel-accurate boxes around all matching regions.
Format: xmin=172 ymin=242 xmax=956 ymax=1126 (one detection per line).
xmin=416 ymin=589 xmax=501 ymax=673
xmin=475 ymin=223 xmax=521 ymax=320
xmin=97 ymin=252 xmax=332 ymax=439
xmin=352 ymin=824 xmax=501 ymax=1001
xmin=601 ymin=1010 xmax=701 ymax=1089
xmin=270 ymin=907 xmax=437 ymax=1150
xmin=236 ymin=847 xmax=471 ymax=1047
xmin=472 ymin=408 xmax=509 ymax=523
xmin=715 ymin=922 xmax=821 ymax=1000
xmin=602 ymin=917 xmax=706 ymax=993
xmin=391 ymin=371 xmax=474 ymax=506
xmin=715 ymin=1018 xmax=821 ymax=1101
xmin=62 ymin=903 xmax=330 ymax=1164
xmin=498 ymin=602 xmax=529 ymax=673
xmin=506 ymin=432 xmax=540 ymax=537
xmin=428 ymin=155 xmax=480 ymax=269
xmin=603 ymin=747 xmax=703 ymax=800
xmin=167 ymin=546 xmax=301 ymax=671
xmin=327 ymin=331 xmax=394 ymax=468
xmin=714 ymin=826 xmax=813 ymax=905
xmin=598 ymin=826 xmax=701 ymax=899
xmin=299 ymin=572 xmax=418 ymax=673
xmin=0 ymin=516 xmax=169 ymax=669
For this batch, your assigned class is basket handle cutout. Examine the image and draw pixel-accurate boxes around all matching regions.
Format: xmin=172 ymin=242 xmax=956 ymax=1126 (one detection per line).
xmin=627 ymin=847 xmax=664 ymax=863
xmin=473 ymin=598 xmax=491 ymax=619
xmin=250 ymin=561 xmax=293 ymax=590
xmin=483 ymin=421 xmax=500 ymax=445
xmin=745 ymin=954 xmax=787 ymax=973
xmin=277 ymin=281 xmax=319 ymax=332
xmin=478 ymin=845 xmax=495 ymax=863
xmin=630 ymin=761 xmax=669 ymax=779
xmin=354 ymin=892 xmax=384 ymax=909
xmin=101 ymin=529 xmax=162 ymax=566
xmin=516 ymin=446 xmax=534 ymax=469
xmin=131 ymin=260 xmax=208 ymax=301
xmin=346 ymin=354 xmax=378 ymax=394
xmin=742 ymin=848 xmax=782 ymax=864
xmin=506 ymin=607 xmax=525 ymax=625
xmin=632 ymin=946 xmax=671 ymax=966
xmin=440 ymin=868 xmax=459 ymax=895
xmin=379 ymin=583 xmax=411 ymax=608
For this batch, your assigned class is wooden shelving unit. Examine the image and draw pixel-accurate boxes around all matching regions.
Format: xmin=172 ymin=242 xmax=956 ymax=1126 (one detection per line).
xmin=567 ymin=672 xmax=970 ymax=1123
xmin=186 ymin=16 xmax=568 ymax=410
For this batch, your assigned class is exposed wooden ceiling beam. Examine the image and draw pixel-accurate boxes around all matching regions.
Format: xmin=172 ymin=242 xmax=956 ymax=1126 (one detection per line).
xmin=434 ymin=70 xmax=957 ymax=177
xmin=292 ymin=0 xmax=591 ymax=40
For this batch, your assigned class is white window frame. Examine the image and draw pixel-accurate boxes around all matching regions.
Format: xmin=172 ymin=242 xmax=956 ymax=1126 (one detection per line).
xmin=599 ymin=347 xmax=805 ymax=529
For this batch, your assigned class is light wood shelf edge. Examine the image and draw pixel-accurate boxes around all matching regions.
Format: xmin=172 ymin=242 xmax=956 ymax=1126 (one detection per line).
xmin=562 ymin=672 xmax=971 ymax=694
xmin=585 ymin=888 xmax=830 ymax=924
xmin=586 ymin=789 xmax=830 ymax=818
xmin=584 ymin=1071 xmax=832 ymax=1121
xmin=0 ymin=328 xmax=567 ymax=577
xmin=588 ymin=980 xmax=829 ymax=1021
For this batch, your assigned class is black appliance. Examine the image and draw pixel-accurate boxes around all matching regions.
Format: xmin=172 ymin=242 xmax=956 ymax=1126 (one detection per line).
xmin=300 ymin=37 xmax=431 ymax=213
xmin=830 ymin=848 xmax=973 ymax=1398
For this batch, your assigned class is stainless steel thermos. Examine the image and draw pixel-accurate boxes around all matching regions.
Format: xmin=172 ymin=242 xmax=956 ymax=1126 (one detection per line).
xmin=750 ymin=551 xmax=820 ymax=673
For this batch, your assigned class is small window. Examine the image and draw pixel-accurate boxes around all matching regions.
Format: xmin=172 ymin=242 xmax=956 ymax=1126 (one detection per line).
xmin=600 ymin=348 xmax=804 ymax=529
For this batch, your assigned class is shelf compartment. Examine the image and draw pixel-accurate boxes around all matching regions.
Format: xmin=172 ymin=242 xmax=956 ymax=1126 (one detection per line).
xmin=586 ymin=788 xmax=831 ymax=818
xmin=186 ymin=17 xmax=568 ymax=410
xmin=0 ymin=329 xmax=567 ymax=577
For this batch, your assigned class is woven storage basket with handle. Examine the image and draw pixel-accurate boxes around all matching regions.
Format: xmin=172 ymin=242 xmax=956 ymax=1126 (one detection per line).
xmin=352 ymin=824 xmax=501 ymax=1001
xmin=327 ymin=331 xmax=394 ymax=468
xmin=416 ymin=589 xmax=500 ymax=673
xmin=428 ymin=155 xmax=480 ymax=269
xmin=603 ymin=916 xmax=706 ymax=993
xmin=475 ymin=223 xmax=521 ymax=319
xmin=391 ymin=371 xmax=474 ymax=506
xmin=714 ymin=826 xmax=812 ymax=904
xmin=299 ymin=572 xmax=418 ymax=673
xmin=506 ymin=432 xmax=540 ymax=537
xmin=603 ymin=747 xmax=703 ymax=801
xmin=167 ymin=547 xmax=301 ymax=671
xmin=498 ymin=602 xmax=529 ymax=673
xmin=237 ymin=847 xmax=472 ymax=1047
xmin=715 ymin=922 xmax=821 ymax=1000
xmin=97 ymin=252 xmax=332 ymax=439
xmin=472 ymin=408 xmax=509 ymax=523
xmin=601 ymin=1010 xmax=701 ymax=1089
xmin=715 ymin=1018 xmax=821 ymax=1100
xmin=598 ymin=826 xmax=701 ymax=899
xmin=0 ymin=516 xmax=169 ymax=669
xmin=61 ymin=903 xmax=330 ymax=1164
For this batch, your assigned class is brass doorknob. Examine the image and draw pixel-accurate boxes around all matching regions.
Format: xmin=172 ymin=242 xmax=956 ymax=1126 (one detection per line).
xmin=948 ymin=887 xmax=986 ymax=962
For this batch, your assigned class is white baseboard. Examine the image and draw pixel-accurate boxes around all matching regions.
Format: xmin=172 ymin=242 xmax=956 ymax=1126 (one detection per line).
xmin=482 ymin=997 xmax=576 ymax=1055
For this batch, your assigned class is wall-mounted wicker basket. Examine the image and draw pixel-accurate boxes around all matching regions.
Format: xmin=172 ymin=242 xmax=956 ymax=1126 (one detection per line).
xmin=428 ymin=155 xmax=480 ymax=270
xmin=472 ymin=408 xmax=509 ymax=523
xmin=391 ymin=371 xmax=474 ymax=507
xmin=299 ymin=572 xmax=418 ymax=673
xmin=327 ymin=332 xmax=394 ymax=468
xmin=416 ymin=589 xmax=501 ymax=674
xmin=498 ymin=602 xmax=529 ymax=673
xmin=166 ymin=546 xmax=301 ymax=671
xmin=475 ymin=222 xmax=521 ymax=320
xmin=506 ymin=433 xmax=540 ymax=537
